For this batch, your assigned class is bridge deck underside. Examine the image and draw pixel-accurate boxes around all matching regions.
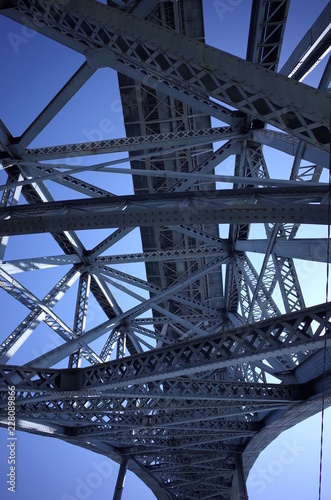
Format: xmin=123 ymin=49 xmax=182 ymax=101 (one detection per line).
xmin=0 ymin=0 xmax=330 ymax=499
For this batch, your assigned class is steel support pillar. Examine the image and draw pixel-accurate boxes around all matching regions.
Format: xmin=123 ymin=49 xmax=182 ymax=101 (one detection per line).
xmin=113 ymin=456 xmax=129 ymax=500
xmin=235 ymin=455 xmax=249 ymax=500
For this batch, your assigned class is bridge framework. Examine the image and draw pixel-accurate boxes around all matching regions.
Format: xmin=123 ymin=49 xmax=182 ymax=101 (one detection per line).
xmin=0 ymin=1 xmax=331 ymax=499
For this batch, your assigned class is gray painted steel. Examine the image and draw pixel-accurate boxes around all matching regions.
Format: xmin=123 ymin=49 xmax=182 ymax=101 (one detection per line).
xmin=0 ymin=1 xmax=330 ymax=499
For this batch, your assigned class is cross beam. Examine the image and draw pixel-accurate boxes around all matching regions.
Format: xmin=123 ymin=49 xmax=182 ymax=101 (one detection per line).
xmin=0 ymin=302 xmax=330 ymax=392
xmin=0 ymin=186 xmax=328 ymax=235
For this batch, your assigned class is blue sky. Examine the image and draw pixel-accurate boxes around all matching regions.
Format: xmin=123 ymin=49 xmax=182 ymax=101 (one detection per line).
xmin=0 ymin=0 xmax=331 ymax=499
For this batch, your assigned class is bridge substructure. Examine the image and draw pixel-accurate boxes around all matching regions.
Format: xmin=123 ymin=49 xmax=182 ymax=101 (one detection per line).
xmin=0 ymin=1 xmax=330 ymax=499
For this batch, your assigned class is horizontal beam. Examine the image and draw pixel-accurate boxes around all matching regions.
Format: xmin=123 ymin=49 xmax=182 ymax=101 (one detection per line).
xmin=0 ymin=254 xmax=80 ymax=274
xmin=1 ymin=302 xmax=330 ymax=392
xmin=71 ymin=421 xmax=258 ymax=438
xmin=0 ymin=186 xmax=328 ymax=235
xmin=93 ymin=378 xmax=301 ymax=403
xmin=128 ymin=315 xmax=221 ymax=325
xmin=251 ymin=129 xmax=330 ymax=166
xmin=236 ymin=238 xmax=331 ymax=263
xmin=60 ymin=302 xmax=331 ymax=391
xmin=0 ymin=394 xmax=287 ymax=421
xmin=21 ymin=127 xmax=235 ymax=161
xmin=0 ymin=246 xmax=229 ymax=274
xmin=3 ymin=162 xmax=318 ymax=193
xmin=96 ymin=246 xmax=228 ymax=264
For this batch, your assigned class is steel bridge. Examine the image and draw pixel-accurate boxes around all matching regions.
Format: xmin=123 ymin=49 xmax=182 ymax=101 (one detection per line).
xmin=0 ymin=0 xmax=331 ymax=498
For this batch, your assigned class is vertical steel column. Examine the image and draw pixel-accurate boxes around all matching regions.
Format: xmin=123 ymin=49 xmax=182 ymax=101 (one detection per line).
xmin=236 ymin=455 xmax=249 ymax=500
xmin=113 ymin=456 xmax=128 ymax=500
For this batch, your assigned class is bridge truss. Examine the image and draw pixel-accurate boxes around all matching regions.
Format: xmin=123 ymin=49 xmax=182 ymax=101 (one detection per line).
xmin=0 ymin=0 xmax=331 ymax=498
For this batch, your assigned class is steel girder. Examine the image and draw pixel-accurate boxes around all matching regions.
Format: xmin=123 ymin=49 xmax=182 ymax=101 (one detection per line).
xmin=0 ymin=303 xmax=330 ymax=497
xmin=279 ymin=2 xmax=331 ymax=81
xmin=247 ymin=0 xmax=290 ymax=70
xmin=1 ymin=0 xmax=329 ymax=148
xmin=68 ymin=271 xmax=91 ymax=368
xmin=0 ymin=186 xmax=329 ymax=235
xmin=236 ymin=238 xmax=331 ymax=262
xmin=13 ymin=126 xmax=236 ymax=160
xmin=1 ymin=302 xmax=330 ymax=391
xmin=0 ymin=1 xmax=331 ymax=500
